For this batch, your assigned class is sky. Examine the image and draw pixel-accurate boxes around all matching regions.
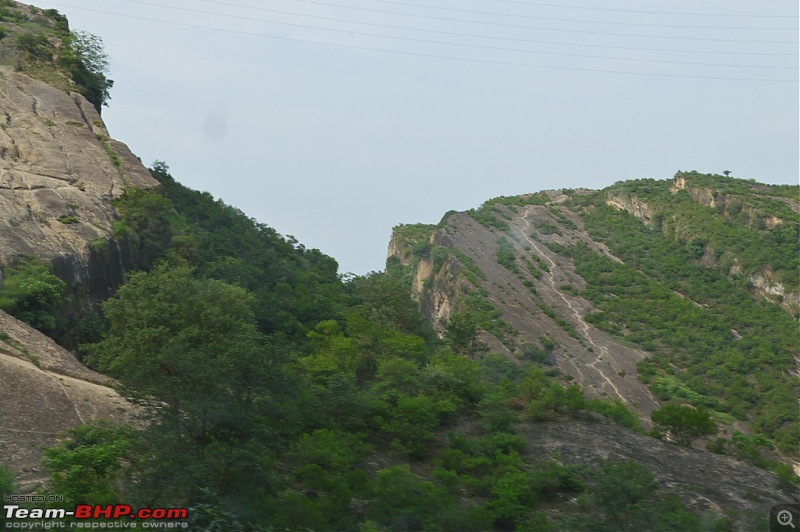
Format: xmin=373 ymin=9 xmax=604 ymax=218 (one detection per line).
xmin=31 ymin=0 xmax=799 ymax=275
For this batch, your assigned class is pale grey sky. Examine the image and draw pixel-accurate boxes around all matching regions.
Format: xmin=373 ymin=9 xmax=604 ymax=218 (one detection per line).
xmin=34 ymin=0 xmax=799 ymax=274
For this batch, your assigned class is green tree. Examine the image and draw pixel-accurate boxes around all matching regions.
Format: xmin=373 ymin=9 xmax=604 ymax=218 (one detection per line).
xmin=0 ymin=257 xmax=66 ymax=333
xmin=651 ymin=404 xmax=717 ymax=446
xmin=86 ymin=264 xmax=272 ymax=505
xmin=367 ymin=465 xmax=451 ymax=531
xmin=112 ymin=188 xmax=181 ymax=269
xmin=444 ymin=311 xmax=479 ymax=355
xmin=62 ymin=30 xmax=113 ymax=112
xmin=43 ymin=422 xmax=134 ymax=504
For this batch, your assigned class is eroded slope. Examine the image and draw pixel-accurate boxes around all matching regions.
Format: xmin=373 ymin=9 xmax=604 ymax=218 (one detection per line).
xmin=388 ymin=174 xmax=799 ymax=455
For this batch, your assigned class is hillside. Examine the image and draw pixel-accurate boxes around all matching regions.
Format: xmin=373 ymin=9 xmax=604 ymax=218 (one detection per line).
xmin=0 ymin=1 xmax=796 ymax=530
xmin=0 ymin=0 xmax=152 ymax=493
xmin=387 ymin=172 xmax=799 ymax=458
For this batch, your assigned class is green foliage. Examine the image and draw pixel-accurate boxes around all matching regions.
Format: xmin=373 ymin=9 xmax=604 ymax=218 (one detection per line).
xmin=561 ymin=198 xmax=798 ymax=455
xmin=520 ymin=370 xmax=586 ymax=421
xmin=87 ymin=264 xmax=260 ymax=401
xmin=447 ymin=247 xmax=488 ymax=285
xmin=111 ymin=187 xmax=181 ymax=268
xmin=467 ymin=205 xmax=510 ymax=232
xmin=0 ymin=257 xmax=66 ymax=333
xmin=609 ymin=172 xmax=800 ymax=288
xmin=444 ymin=310 xmax=480 ymax=355
xmin=0 ymin=463 xmax=13 ymax=497
xmin=56 ymin=214 xmax=78 ymax=224
xmin=15 ymin=32 xmax=49 ymax=60
xmin=519 ymin=341 xmax=555 ymax=365
xmin=453 ymin=292 xmax=518 ymax=349
xmin=8 ymin=7 xmax=113 ymax=113
xmin=380 ymin=394 xmax=446 ymax=458
xmin=44 ymin=421 xmax=134 ymax=504
xmin=0 ymin=464 xmax=14 ymax=526
xmin=534 ymin=220 xmax=561 ymax=235
xmin=651 ymin=404 xmax=717 ymax=446
xmin=61 ymin=31 xmax=113 ymax=113
xmin=589 ymin=460 xmax=658 ymax=528
xmin=391 ymin=223 xmax=435 ymax=257
xmin=706 ymin=431 xmax=793 ymax=478
xmin=148 ymin=162 xmax=343 ymax=339
xmin=585 ymin=399 xmax=643 ymax=432
xmin=495 ymin=236 xmax=517 ymax=271
xmin=97 ymin=134 xmax=122 ymax=170
xmin=33 ymin=164 xmax=753 ymax=529
xmin=367 ymin=465 xmax=452 ymax=531
xmin=85 ymin=264 xmax=274 ymax=506
xmin=287 ymin=429 xmax=371 ymax=472
xmin=465 ymin=193 xmax=550 ymax=233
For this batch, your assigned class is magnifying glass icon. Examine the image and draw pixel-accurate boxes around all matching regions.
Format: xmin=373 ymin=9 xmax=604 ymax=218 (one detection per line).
xmin=778 ymin=510 xmax=796 ymax=528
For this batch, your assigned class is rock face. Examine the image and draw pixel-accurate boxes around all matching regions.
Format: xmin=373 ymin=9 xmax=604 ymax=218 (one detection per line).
xmin=0 ymin=309 xmax=130 ymax=491
xmin=0 ymin=67 xmax=149 ymax=490
xmin=606 ymin=191 xmax=653 ymax=223
xmin=390 ymin=205 xmax=660 ymax=417
xmin=0 ymin=66 xmax=157 ymax=283
xmin=518 ymin=418 xmax=798 ymax=529
xmin=387 ymin=184 xmax=798 ymax=527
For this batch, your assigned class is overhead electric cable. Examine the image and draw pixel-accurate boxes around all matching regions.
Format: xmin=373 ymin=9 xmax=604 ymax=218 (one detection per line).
xmin=282 ymin=0 xmax=799 ymax=38
xmin=348 ymin=0 xmax=799 ymax=30
xmin=485 ymin=0 xmax=798 ymax=18
xmin=110 ymin=0 xmax=798 ymax=70
xmin=194 ymin=0 xmax=799 ymax=56
xmin=34 ymin=1 xmax=799 ymax=83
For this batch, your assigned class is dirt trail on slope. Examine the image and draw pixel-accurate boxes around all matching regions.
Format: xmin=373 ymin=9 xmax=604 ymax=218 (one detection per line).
xmin=514 ymin=207 xmax=659 ymax=413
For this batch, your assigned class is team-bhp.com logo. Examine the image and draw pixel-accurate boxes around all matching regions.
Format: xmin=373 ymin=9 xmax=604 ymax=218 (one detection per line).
xmin=4 ymin=504 xmax=188 ymax=528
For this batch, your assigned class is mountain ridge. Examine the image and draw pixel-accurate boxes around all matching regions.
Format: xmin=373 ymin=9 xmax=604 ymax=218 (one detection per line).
xmin=387 ymin=172 xmax=799 ymax=458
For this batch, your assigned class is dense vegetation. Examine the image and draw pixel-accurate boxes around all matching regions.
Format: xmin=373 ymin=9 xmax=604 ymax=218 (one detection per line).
xmin=6 ymin=165 xmax=737 ymax=530
xmin=552 ymin=174 xmax=799 ymax=458
xmin=467 ymin=192 xmax=550 ymax=232
xmin=0 ymin=256 xmax=65 ymax=334
xmin=606 ymin=172 xmax=799 ymax=292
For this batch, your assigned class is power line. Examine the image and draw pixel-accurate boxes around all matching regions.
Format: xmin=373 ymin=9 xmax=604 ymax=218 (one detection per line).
xmin=281 ymin=0 xmax=799 ymax=38
xmin=347 ymin=0 xmax=799 ymax=29
xmin=34 ymin=1 xmax=799 ymax=83
xmin=193 ymin=0 xmax=798 ymax=56
xmin=475 ymin=0 xmax=798 ymax=19
xmin=110 ymin=0 xmax=798 ymax=70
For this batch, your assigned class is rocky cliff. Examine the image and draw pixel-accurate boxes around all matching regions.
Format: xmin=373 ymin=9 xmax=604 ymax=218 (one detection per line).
xmin=0 ymin=5 xmax=155 ymax=489
xmin=0 ymin=66 xmax=157 ymax=287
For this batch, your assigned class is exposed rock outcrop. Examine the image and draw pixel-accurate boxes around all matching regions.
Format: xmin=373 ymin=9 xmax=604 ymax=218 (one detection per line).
xmin=0 ymin=66 xmax=149 ymax=490
xmin=0 ymin=66 xmax=157 ymax=285
xmin=519 ymin=418 xmax=798 ymax=529
xmin=606 ymin=191 xmax=653 ymax=223
xmin=389 ymin=207 xmax=660 ymax=416
xmin=0 ymin=310 xmax=130 ymax=491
